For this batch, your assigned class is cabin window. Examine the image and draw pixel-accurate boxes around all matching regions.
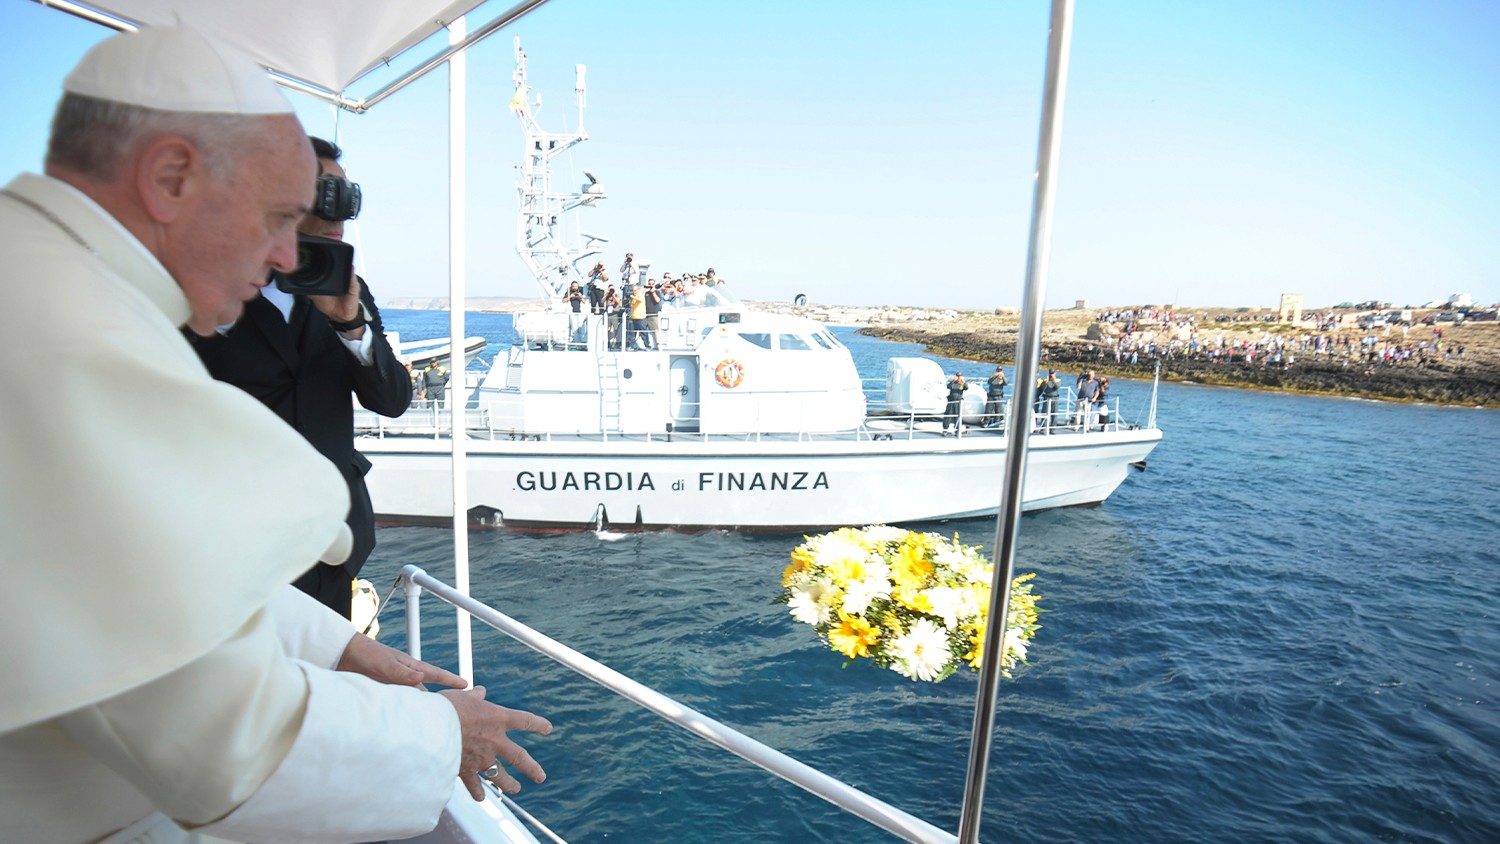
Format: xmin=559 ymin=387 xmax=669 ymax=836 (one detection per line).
xmin=811 ymin=332 xmax=835 ymax=349
xmin=778 ymin=333 xmax=813 ymax=351
xmin=738 ymin=332 xmax=773 ymax=349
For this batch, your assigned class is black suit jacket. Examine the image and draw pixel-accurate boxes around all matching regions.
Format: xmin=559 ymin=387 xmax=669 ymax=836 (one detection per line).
xmin=191 ymin=278 xmax=411 ymax=579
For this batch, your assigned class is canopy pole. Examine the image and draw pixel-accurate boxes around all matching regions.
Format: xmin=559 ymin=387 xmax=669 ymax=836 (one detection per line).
xmin=446 ymin=15 xmax=474 ymax=686
xmin=956 ymin=1 xmax=1075 ymax=841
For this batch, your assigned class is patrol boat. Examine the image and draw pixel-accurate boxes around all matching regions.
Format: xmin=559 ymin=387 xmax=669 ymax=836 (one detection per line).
xmin=353 ymin=38 xmax=1163 ymax=531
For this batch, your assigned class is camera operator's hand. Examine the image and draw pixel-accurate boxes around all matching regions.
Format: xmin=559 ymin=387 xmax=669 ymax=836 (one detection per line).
xmin=310 ymin=269 xmax=364 ymax=338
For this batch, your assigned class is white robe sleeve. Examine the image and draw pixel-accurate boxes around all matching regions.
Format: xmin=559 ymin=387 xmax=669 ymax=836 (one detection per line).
xmin=56 ymin=608 xmax=461 ymax=842
xmin=267 ymin=584 xmax=357 ymax=670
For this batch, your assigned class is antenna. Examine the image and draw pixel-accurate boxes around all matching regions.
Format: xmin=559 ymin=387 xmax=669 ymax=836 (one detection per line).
xmin=511 ymin=39 xmax=604 ymax=300
xmin=575 ymin=64 xmax=587 ymax=132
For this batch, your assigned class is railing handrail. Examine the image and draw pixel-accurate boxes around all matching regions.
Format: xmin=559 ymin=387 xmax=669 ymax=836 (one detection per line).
xmin=355 ymin=390 xmax=1152 ymax=441
xmin=396 ymin=565 xmax=957 ymax=844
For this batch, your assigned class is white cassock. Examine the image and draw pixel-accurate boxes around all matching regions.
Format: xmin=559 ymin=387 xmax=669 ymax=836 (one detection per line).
xmin=0 ymin=173 xmax=461 ymax=843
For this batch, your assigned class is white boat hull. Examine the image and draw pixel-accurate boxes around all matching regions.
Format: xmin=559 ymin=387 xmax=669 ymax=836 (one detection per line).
xmin=359 ymin=426 xmax=1161 ymax=530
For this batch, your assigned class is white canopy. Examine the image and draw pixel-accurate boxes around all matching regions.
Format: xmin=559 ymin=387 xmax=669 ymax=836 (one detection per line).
xmin=41 ymin=0 xmax=544 ymax=105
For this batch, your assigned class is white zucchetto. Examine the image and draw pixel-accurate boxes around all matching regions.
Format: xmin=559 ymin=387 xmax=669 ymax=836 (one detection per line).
xmin=63 ymin=25 xmax=293 ymax=115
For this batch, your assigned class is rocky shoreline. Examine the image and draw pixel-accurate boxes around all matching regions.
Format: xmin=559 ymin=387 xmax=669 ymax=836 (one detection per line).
xmin=861 ymin=322 xmax=1500 ymax=409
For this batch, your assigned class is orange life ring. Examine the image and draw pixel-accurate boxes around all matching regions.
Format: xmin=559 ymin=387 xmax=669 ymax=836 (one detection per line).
xmin=714 ymin=358 xmax=745 ymax=388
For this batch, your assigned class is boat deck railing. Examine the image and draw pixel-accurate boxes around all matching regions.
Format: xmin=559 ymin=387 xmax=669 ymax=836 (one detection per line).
xmin=391 ymin=565 xmax=957 ymax=844
xmin=355 ymin=394 xmax=1137 ymax=442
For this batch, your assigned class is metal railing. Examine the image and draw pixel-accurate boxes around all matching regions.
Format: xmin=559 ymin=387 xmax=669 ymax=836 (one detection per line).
xmin=355 ymin=394 xmax=1135 ymax=443
xmin=395 ymin=566 xmax=956 ymax=844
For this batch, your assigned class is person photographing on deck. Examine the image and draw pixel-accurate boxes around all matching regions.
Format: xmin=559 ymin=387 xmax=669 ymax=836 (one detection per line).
xmin=984 ymin=365 xmax=1007 ymax=428
xmin=943 ymin=371 xmax=967 ymax=435
xmin=0 ymin=26 xmax=549 ymax=844
xmin=191 ymin=135 xmax=409 ymax=620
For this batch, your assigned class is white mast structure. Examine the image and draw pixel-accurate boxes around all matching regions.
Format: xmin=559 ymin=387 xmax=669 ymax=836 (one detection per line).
xmin=511 ymin=36 xmax=606 ymax=301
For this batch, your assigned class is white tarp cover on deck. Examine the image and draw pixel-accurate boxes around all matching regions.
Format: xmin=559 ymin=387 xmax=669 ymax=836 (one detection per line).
xmin=48 ymin=0 xmax=496 ymax=95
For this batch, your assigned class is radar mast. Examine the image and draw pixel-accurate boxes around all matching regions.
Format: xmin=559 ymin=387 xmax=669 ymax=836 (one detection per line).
xmin=511 ymin=37 xmax=606 ymax=301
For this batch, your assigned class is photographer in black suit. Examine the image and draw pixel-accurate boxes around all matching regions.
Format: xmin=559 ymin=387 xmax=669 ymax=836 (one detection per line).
xmin=191 ymin=136 xmax=411 ymax=618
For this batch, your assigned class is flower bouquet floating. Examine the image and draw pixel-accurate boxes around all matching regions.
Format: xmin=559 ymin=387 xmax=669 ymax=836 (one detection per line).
xmin=780 ymin=526 xmax=1041 ymax=682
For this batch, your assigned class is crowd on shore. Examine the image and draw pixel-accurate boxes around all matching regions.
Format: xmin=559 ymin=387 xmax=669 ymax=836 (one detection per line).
xmin=1100 ymin=319 xmax=1469 ymax=374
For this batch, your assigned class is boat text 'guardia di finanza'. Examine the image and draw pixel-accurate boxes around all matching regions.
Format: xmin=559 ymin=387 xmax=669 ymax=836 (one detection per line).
xmin=514 ymin=470 xmax=832 ymax=492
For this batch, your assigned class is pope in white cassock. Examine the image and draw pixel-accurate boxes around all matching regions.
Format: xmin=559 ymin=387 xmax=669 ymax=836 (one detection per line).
xmin=0 ymin=26 xmax=550 ymax=844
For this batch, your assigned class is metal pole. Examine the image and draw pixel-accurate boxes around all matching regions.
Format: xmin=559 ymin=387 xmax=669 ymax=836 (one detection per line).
xmin=403 ymin=567 xmax=424 ymax=661
xmin=957 ymin=1 xmax=1074 ymax=841
xmin=1147 ymin=359 xmax=1161 ymax=429
xmin=447 ymin=17 xmax=475 ymax=686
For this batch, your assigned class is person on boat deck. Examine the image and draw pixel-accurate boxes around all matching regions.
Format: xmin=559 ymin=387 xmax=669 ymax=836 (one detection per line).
xmin=0 ymin=26 xmax=550 ymax=844
xmin=645 ymin=279 xmax=663 ymax=348
xmin=604 ymin=285 xmax=623 ymax=350
xmin=619 ymin=251 xmax=635 ymax=283
xmin=426 ymin=361 xmax=450 ymax=405
xmin=943 ymin=372 xmax=967 ymax=435
xmin=1074 ymin=369 xmax=1099 ymax=429
xmin=628 ymin=282 xmax=649 ymax=350
xmin=408 ymin=360 xmax=429 ymax=401
xmin=566 ymin=280 xmax=586 ymax=345
xmin=984 ymin=365 xmax=1007 ymax=428
xmin=1036 ymin=369 xmax=1062 ymax=432
xmin=586 ymin=263 xmax=607 ymax=314
xmin=1089 ymin=377 xmax=1111 ymax=430
xmin=191 ymin=135 xmax=409 ymax=620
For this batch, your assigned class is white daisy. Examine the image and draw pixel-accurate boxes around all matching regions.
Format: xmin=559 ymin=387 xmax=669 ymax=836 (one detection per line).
xmin=789 ymin=581 xmax=833 ymax=626
xmin=888 ymin=618 xmax=952 ymax=681
xmin=810 ymin=533 xmax=870 ymax=570
xmin=860 ymin=525 xmax=908 ymax=544
xmin=925 ymin=586 xmax=966 ymax=630
xmin=933 ymin=543 xmax=972 ymax=574
xmin=1003 ymin=626 xmax=1029 ymax=664
xmin=842 ymin=575 xmax=890 ymax=616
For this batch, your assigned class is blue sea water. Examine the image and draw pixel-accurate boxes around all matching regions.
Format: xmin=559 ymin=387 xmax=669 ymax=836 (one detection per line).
xmin=368 ymin=310 xmax=1500 ymax=842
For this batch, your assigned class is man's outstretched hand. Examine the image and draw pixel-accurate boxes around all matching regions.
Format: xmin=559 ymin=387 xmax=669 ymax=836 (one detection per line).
xmin=336 ymin=633 xmax=467 ymax=690
xmin=441 ymin=686 xmax=552 ymax=800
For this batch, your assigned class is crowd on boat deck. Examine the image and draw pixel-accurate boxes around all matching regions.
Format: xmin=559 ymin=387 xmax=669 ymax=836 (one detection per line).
xmin=404 ymin=360 xmax=451 ymax=405
xmin=1032 ymin=369 xmax=1113 ymax=433
xmin=560 ymin=253 xmax=729 ymax=350
xmin=941 ymin=365 xmax=1113 ymax=435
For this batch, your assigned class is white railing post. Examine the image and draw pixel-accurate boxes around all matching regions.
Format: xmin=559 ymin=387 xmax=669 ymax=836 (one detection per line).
xmin=401 ymin=565 xmax=424 ymax=661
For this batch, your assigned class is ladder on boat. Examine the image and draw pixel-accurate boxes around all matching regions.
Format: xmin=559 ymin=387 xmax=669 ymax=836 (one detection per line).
xmin=596 ymin=353 xmax=622 ymax=434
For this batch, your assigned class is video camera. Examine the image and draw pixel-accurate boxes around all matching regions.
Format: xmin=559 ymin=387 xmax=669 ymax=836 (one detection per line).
xmin=271 ymin=233 xmax=354 ymax=297
xmin=312 ymin=173 xmax=361 ymax=222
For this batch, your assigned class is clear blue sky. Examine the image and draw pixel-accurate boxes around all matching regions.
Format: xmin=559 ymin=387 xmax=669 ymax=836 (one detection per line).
xmin=2 ymin=0 xmax=1496 ymax=310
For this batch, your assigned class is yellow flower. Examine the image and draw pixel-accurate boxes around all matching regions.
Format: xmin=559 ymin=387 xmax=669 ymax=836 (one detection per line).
xmin=818 ymin=584 xmax=844 ymax=608
xmin=825 ymin=555 xmax=868 ymax=587
xmin=893 ymin=583 xmax=932 ymax=614
xmin=782 ymin=546 xmax=816 ymax=587
xmin=891 ymin=542 xmax=934 ymax=590
xmin=964 ymin=619 xmax=988 ymax=668
xmin=828 ymin=614 xmax=880 ymax=658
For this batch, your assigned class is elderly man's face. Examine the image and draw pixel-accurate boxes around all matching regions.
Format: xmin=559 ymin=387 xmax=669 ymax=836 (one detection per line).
xmin=173 ymin=116 xmax=313 ymax=334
